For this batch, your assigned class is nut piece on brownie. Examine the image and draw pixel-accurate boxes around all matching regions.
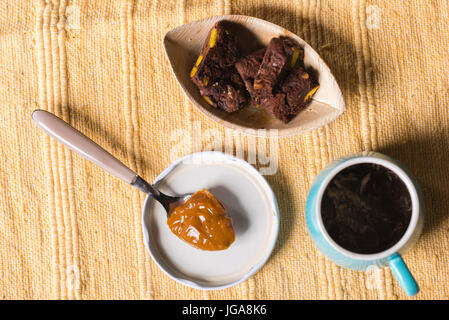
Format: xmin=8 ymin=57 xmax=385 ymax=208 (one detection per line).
xmin=235 ymin=48 xmax=266 ymax=106
xmin=190 ymin=21 xmax=248 ymax=112
xmin=254 ymin=36 xmax=319 ymax=123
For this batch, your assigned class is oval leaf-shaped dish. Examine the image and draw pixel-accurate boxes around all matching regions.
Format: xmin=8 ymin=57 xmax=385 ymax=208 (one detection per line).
xmin=164 ymin=15 xmax=345 ymax=137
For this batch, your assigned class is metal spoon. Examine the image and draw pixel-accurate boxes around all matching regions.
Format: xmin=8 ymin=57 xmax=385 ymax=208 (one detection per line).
xmin=32 ymin=109 xmax=189 ymax=215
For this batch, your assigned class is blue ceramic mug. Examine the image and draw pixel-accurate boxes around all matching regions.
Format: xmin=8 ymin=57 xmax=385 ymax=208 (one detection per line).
xmin=306 ymin=151 xmax=425 ymax=297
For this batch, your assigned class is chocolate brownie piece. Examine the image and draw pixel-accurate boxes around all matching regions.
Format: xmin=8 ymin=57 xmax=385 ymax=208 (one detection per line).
xmin=200 ymin=70 xmax=248 ymax=113
xmin=235 ymin=48 xmax=266 ymax=105
xmin=253 ymin=37 xmax=303 ymax=97
xmin=260 ymin=65 xmax=319 ymax=123
xmin=253 ymin=36 xmax=318 ymax=123
xmin=190 ymin=21 xmax=248 ymax=112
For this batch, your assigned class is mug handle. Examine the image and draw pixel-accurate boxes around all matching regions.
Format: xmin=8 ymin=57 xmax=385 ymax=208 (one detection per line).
xmin=388 ymin=253 xmax=419 ymax=297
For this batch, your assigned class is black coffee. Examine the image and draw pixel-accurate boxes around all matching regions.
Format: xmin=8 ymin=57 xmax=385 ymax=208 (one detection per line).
xmin=321 ymin=163 xmax=412 ymax=254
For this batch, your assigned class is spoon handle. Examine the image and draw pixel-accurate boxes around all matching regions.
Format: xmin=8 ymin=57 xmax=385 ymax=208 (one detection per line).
xmin=32 ymin=110 xmax=137 ymax=185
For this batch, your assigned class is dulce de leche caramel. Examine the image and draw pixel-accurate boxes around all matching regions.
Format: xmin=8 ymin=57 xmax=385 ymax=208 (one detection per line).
xmin=167 ymin=189 xmax=235 ymax=251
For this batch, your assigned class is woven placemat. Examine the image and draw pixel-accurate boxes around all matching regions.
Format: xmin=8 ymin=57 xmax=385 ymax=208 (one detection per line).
xmin=0 ymin=0 xmax=447 ymax=299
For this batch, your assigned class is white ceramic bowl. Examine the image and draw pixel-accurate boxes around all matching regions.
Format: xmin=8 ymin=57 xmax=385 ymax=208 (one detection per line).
xmin=141 ymin=151 xmax=279 ymax=290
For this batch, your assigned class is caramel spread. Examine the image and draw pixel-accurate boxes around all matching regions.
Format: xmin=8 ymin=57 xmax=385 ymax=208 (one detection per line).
xmin=167 ymin=189 xmax=235 ymax=251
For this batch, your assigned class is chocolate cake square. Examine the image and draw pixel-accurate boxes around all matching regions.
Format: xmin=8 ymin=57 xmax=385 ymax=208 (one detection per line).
xmin=199 ymin=72 xmax=248 ymax=113
xmin=253 ymin=36 xmax=319 ymax=123
xmin=253 ymin=37 xmax=303 ymax=97
xmin=235 ymin=48 xmax=266 ymax=105
xmin=190 ymin=21 xmax=249 ymax=112
xmin=260 ymin=65 xmax=319 ymax=123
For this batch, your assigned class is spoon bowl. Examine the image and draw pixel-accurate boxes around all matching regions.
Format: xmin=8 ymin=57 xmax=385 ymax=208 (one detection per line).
xmin=164 ymin=15 xmax=345 ymax=137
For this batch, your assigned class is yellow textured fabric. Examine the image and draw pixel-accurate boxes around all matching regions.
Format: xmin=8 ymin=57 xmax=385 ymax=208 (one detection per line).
xmin=0 ymin=0 xmax=447 ymax=299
